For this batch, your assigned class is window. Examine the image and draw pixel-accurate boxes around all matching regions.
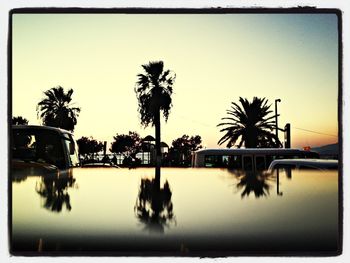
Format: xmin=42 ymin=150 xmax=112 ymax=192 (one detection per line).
xmin=12 ymin=133 xmax=37 ymax=160
xmin=255 ymin=156 xmax=266 ymax=171
xmin=228 ymin=155 xmax=242 ymax=169
xmin=205 ymin=155 xmax=223 ymax=167
xmin=243 ymin=156 xmax=253 ymax=171
xmin=63 ymin=135 xmax=80 ymax=167
xmin=12 ymin=129 xmax=66 ymax=169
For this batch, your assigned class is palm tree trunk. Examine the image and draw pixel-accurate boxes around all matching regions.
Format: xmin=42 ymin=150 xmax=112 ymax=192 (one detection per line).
xmin=155 ymin=108 xmax=161 ymax=188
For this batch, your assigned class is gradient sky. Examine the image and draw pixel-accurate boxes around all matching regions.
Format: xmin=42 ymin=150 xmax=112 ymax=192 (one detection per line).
xmin=12 ymin=13 xmax=339 ymax=149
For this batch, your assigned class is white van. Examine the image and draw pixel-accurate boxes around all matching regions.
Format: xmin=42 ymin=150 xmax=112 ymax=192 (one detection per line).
xmin=268 ymin=159 xmax=338 ymax=171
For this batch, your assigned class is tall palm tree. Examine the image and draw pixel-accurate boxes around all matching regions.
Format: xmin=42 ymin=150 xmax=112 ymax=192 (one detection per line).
xmin=218 ymin=97 xmax=282 ymax=148
xmin=36 ymin=86 xmax=81 ymax=131
xmin=135 ymin=61 xmax=176 ymax=183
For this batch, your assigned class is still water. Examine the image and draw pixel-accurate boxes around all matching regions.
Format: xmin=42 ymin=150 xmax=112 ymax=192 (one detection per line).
xmin=11 ymin=167 xmax=339 ymax=255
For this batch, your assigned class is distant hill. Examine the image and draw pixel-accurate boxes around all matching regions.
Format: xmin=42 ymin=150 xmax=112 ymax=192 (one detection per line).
xmin=312 ymin=143 xmax=339 ymax=157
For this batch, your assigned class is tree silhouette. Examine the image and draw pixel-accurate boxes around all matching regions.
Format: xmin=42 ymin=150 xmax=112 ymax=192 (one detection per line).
xmin=227 ymin=170 xmax=274 ymax=198
xmin=110 ymin=132 xmax=142 ymax=158
xmin=76 ymin=136 xmax=104 ymax=161
xmin=135 ymin=61 xmax=176 ymax=183
xmin=168 ymin=135 xmax=202 ymax=166
xmin=35 ymin=174 xmax=76 ymax=212
xmin=235 ymin=172 xmax=272 ymax=198
xmin=134 ymin=178 xmax=175 ymax=233
xmin=12 ymin=116 xmax=29 ymax=125
xmin=36 ymin=86 xmax=81 ymax=131
xmin=218 ymin=97 xmax=282 ymax=148
xmin=110 ymin=132 xmax=142 ymax=166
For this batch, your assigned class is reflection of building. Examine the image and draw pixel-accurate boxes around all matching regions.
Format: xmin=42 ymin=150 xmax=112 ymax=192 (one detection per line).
xmin=136 ymin=135 xmax=169 ymax=166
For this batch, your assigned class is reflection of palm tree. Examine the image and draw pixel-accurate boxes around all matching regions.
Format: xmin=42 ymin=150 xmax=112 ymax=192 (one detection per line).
xmin=134 ymin=178 xmax=175 ymax=233
xmin=35 ymin=175 xmax=76 ymax=212
xmin=229 ymin=170 xmax=273 ymax=198
xmin=218 ymin=97 xmax=282 ymax=148
xmin=37 ymin=86 xmax=81 ymax=131
xmin=135 ymin=61 xmax=176 ymax=184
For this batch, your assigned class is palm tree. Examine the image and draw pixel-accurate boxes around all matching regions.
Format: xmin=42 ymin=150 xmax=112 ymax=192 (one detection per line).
xmin=135 ymin=61 xmax=176 ymax=183
xmin=218 ymin=97 xmax=282 ymax=148
xmin=36 ymin=86 xmax=81 ymax=131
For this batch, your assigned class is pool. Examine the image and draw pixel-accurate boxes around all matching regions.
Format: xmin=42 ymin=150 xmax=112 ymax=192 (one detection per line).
xmin=11 ymin=167 xmax=340 ymax=256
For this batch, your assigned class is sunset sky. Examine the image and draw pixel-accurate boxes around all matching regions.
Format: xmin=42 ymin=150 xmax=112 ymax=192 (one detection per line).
xmin=12 ymin=12 xmax=339 ymax=149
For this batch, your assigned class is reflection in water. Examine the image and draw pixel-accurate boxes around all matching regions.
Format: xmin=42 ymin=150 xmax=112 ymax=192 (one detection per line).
xmin=12 ymin=173 xmax=28 ymax=183
xmin=276 ymin=169 xmax=283 ymax=196
xmin=135 ymin=177 xmax=175 ymax=233
xmin=12 ymin=162 xmax=59 ymax=184
xmin=11 ymin=168 xmax=339 ymax=254
xmin=35 ymin=174 xmax=76 ymax=212
xmin=229 ymin=170 xmax=274 ymax=198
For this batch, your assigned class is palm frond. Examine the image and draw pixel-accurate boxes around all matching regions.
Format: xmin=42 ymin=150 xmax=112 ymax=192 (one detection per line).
xmin=218 ymin=97 xmax=281 ymax=148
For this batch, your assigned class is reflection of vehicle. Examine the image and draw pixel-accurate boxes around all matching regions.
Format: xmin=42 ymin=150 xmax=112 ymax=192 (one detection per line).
xmin=12 ymin=125 xmax=80 ymax=170
xmin=191 ymin=148 xmax=319 ymax=171
xmin=268 ymin=159 xmax=338 ymax=171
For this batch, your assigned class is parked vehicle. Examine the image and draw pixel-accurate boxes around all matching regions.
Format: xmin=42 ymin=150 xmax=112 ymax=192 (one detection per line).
xmin=191 ymin=148 xmax=319 ymax=171
xmin=268 ymin=159 xmax=338 ymax=171
xmin=11 ymin=125 xmax=80 ymax=170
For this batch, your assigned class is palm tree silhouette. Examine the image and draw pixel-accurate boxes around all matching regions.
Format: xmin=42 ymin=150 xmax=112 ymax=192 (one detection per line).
xmin=135 ymin=61 xmax=176 ymax=183
xmin=36 ymin=86 xmax=81 ymax=131
xmin=236 ymin=172 xmax=273 ymax=198
xmin=218 ymin=97 xmax=282 ymax=148
xmin=35 ymin=175 xmax=76 ymax=212
xmin=134 ymin=178 xmax=175 ymax=233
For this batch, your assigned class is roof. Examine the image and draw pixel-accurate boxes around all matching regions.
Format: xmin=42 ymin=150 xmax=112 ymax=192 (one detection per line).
xmin=143 ymin=135 xmax=155 ymax=142
xmin=12 ymin=125 xmax=73 ymax=135
xmin=160 ymin=142 xmax=169 ymax=148
xmin=270 ymin=159 xmax=338 ymax=165
xmin=268 ymin=158 xmax=338 ymax=170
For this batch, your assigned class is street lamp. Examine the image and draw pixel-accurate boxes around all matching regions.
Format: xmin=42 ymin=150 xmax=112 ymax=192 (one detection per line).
xmin=275 ymin=99 xmax=281 ymax=141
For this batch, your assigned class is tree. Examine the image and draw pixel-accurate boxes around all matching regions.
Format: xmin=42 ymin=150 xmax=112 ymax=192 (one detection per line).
xmin=168 ymin=135 xmax=202 ymax=166
xmin=135 ymin=61 xmax=176 ymax=181
xmin=76 ymin=136 xmax=104 ymax=161
xmin=134 ymin=178 xmax=175 ymax=233
xmin=110 ymin=131 xmax=142 ymax=160
xmin=217 ymin=97 xmax=282 ymax=148
xmin=36 ymin=86 xmax=81 ymax=131
xmin=12 ymin=116 xmax=29 ymax=125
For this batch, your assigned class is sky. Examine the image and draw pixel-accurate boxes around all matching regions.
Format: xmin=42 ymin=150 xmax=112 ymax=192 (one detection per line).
xmin=11 ymin=13 xmax=339 ymax=149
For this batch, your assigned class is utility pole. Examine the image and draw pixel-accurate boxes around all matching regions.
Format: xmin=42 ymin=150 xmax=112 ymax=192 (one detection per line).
xmin=284 ymin=123 xmax=291 ymax=148
xmin=275 ymin=99 xmax=281 ymax=142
